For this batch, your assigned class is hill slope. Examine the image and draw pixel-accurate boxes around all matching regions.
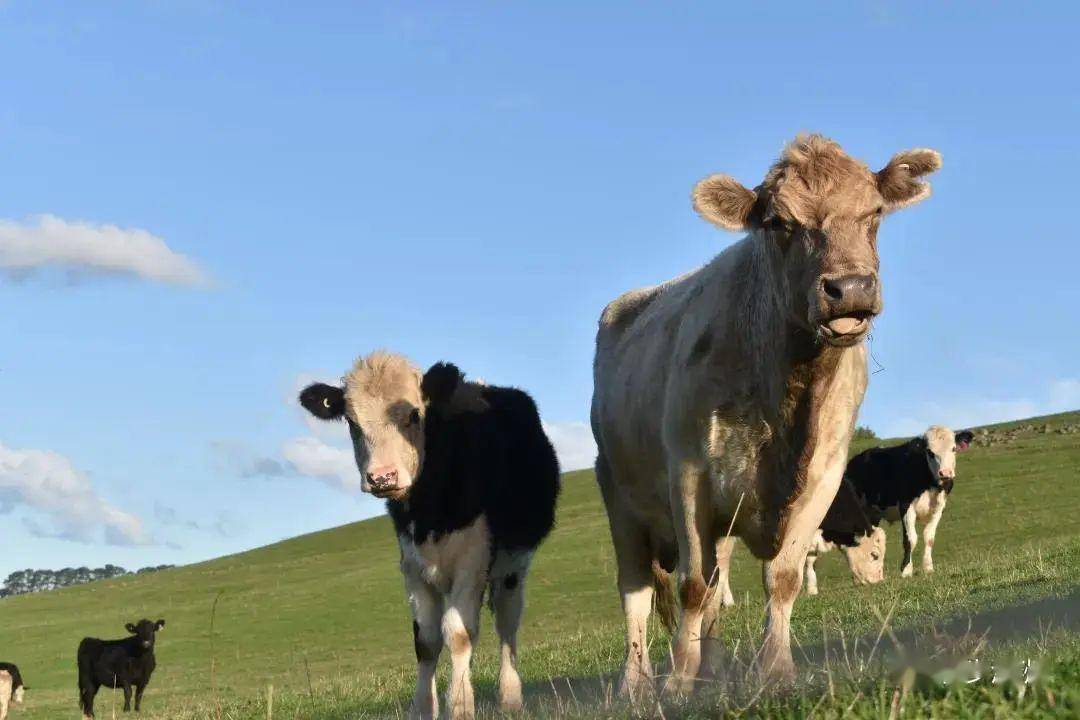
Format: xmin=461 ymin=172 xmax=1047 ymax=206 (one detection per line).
xmin=1 ymin=411 xmax=1078 ymax=719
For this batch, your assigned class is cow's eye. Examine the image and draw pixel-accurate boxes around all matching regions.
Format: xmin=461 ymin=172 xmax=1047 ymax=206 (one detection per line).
xmin=407 ymin=408 xmax=421 ymax=426
xmin=871 ymin=552 xmax=880 ymax=560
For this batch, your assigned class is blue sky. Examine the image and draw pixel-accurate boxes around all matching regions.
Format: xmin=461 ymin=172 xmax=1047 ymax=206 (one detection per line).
xmin=1 ymin=1 xmax=1078 ymax=578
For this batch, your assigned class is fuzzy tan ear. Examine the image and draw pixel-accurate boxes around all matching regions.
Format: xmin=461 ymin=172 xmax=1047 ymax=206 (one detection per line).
xmin=876 ymin=148 xmax=942 ymax=211
xmin=692 ymin=174 xmax=757 ymax=231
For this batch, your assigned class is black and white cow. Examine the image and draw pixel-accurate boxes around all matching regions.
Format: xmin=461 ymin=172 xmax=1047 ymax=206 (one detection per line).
xmin=804 ymin=476 xmax=889 ymax=594
xmin=77 ymin=619 xmax=164 ymax=718
xmin=845 ymin=426 xmax=974 ymax=577
xmin=299 ymin=352 xmax=560 ymax=720
xmin=0 ymin=662 xmax=26 ymax=720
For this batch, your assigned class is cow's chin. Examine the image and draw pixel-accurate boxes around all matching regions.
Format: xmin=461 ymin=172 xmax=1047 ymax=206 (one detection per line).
xmin=817 ymin=313 xmax=873 ymax=347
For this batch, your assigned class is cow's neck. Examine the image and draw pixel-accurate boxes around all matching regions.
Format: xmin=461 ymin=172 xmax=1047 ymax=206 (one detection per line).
xmin=720 ymin=235 xmax=845 ymax=427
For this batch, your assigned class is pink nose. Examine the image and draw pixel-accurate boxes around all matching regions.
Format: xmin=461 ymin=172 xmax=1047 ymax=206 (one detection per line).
xmin=939 ymin=469 xmax=954 ymax=479
xmin=367 ymin=467 xmax=398 ymax=487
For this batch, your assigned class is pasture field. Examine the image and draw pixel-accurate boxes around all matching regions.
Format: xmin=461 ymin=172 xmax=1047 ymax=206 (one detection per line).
xmin=1 ymin=411 xmax=1078 ymax=719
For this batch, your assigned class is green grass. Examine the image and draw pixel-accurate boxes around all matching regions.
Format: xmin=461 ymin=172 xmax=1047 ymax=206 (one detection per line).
xmin=1 ymin=411 xmax=1078 ymax=719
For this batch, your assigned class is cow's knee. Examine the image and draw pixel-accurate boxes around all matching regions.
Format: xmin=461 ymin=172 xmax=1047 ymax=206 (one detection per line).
xmin=679 ymin=575 xmax=708 ymax=612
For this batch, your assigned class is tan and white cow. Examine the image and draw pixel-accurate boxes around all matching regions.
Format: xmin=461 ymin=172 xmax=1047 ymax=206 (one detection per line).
xmin=591 ymin=134 xmax=941 ymax=694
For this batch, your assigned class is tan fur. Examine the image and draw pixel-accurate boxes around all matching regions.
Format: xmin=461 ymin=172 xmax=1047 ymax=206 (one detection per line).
xmin=593 ymin=134 xmax=939 ymax=692
xmin=0 ymin=670 xmax=9 ymax=720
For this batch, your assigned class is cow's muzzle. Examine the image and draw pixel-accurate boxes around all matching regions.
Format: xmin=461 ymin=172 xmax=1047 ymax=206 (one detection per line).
xmin=365 ymin=467 xmax=406 ymax=499
xmin=817 ymin=273 xmax=881 ymax=345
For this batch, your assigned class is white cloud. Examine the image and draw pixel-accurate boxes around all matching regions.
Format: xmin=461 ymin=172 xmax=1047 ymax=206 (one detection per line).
xmin=880 ymin=377 xmax=1080 ymax=438
xmin=0 ymin=441 xmax=149 ymax=545
xmin=543 ymin=420 xmax=597 ymax=472
xmin=281 ymin=436 xmax=364 ymax=493
xmin=0 ymin=214 xmax=208 ymax=286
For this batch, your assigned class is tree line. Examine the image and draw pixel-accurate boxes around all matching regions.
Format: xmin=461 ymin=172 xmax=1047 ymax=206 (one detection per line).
xmin=0 ymin=564 xmax=174 ymax=598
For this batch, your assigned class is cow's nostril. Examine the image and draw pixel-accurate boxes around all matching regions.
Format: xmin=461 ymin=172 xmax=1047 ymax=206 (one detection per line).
xmin=822 ymin=278 xmax=844 ymax=301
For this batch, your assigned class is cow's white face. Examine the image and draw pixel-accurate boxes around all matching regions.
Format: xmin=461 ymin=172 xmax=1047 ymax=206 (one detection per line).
xmin=923 ymin=426 xmax=973 ymax=486
xmin=843 ymin=526 xmax=886 ymax=585
xmin=299 ymin=352 xmax=427 ymax=501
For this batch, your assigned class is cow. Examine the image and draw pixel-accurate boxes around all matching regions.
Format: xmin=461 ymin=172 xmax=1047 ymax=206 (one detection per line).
xmin=0 ymin=662 xmax=26 ymax=720
xmin=845 ymin=426 xmax=974 ymax=577
xmin=591 ymin=133 xmax=941 ymax=694
xmin=77 ymin=619 xmax=165 ymax=718
xmin=299 ymin=352 xmax=560 ymax=720
xmin=803 ymin=527 xmax=886 ymax=595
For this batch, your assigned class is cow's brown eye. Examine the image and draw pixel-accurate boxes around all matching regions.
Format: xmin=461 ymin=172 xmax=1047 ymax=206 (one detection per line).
xmin=407 ymin=408 xmax=421 ymax=426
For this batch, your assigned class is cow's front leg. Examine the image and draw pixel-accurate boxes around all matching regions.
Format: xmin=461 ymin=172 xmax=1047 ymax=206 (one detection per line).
xmin=491 ymin=555 xmax=531 ymax=712
xmin=921 ymin=498 xmax=946 ymax=574
xmin=404 ymin=572 xmax=442 ymax=720
xmin=663 ymin=458 xmax=714 ymax=696
xmin=122 ymin=682 xmax=133 ymax=711
xmin=443 ymin=578 xmax=484 ymax=720
xmin=900 ymin=505 xmax=918 ymax=577
xmin=134 ymin=682 xmax=147 ymax=712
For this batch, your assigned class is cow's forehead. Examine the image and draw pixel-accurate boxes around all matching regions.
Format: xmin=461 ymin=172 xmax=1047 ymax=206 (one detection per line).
xmin=342 ymin=351 xmax=422 ymax=423
xmin=924 ymin=426 xmax=955 ymax=455
xmin=761 ymin=135 xmax=881 ymax=224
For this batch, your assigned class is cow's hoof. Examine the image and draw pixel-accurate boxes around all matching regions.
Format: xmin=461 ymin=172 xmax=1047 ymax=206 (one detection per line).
xmin=923 ymin=565 xmax=934 ymax=574
xmin=661 ymin=672 xmax=695 ymax=697
xmin=499 ymin=671 xmax=523 ymax=712
xmin=901 ymin=566 xmax=914 ymax=578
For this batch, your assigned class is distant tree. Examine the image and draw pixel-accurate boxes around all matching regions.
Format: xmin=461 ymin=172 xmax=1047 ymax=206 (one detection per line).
xmin=853 ymin=425 xmax=878 ymax=440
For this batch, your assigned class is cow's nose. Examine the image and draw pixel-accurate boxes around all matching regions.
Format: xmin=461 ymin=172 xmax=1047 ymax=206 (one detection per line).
xmin=939 ymin=469 xmax=954 ymax=479
xmin=367 ymin=467 xmax=398 ymax=487
xmin=821 ymin=274 xmax=878 ymax=313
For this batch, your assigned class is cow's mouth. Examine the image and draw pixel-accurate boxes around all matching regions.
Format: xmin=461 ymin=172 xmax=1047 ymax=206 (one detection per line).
xmin=819 ymin=312 xmax=872 ymax=345
xmin=370 ymin=483 xmax=407 ymax=500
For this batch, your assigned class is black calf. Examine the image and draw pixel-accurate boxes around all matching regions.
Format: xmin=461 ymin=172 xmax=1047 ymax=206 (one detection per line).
xmin=77 ymin=619 xmax=164 ymax=717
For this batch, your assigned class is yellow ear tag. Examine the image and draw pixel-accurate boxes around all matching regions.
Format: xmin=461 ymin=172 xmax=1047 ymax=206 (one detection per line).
xmin=323 ymin=398 xmax=331 ymax=409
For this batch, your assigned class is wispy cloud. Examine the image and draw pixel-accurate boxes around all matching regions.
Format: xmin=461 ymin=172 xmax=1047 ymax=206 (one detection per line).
xmin=281 ymin=436 xmax=363 ymax=493
xmin=542 ymin=420 xmax=597 ymax=472
xmin=0 ymin=215 xmax=209 ymax=286
xmin=881 ymin=377 xmax=1080 ymax=437
xmin=154 ymin=502 xmax=244 ymax=539
xmin=0 ymin=441 xmax=150 ymax=545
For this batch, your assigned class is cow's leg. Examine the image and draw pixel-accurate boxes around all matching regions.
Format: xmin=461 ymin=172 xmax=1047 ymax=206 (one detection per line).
xmin=596 ymin=457 xmax=657 ymax=702
xmin=80 ymin=683 xmax=98 ymax=719
xmin=922 ymin=498 xmax=946 ymax=574
xmin=443 ymin=577 xmax=484 ymax=720
xmin=0 ymin=672 xmax=9 ymax=720
xmin=491 ymin=554 xmax=530 ymax=711
xmin=699 ymin=535 xmax=736 ymax=681
xmin=122 ymin=682 xmax=133 ymax=711
xmin=664 ymin=458 xmax=714 ymax=696
xmin=804 ymin=552 xmax=820 ymax=596
xmin=405 ymin=571 xmax=442 ymax=720
xmin=900 ymin=505 xmax=918 ymax=577
xmin=134 ymin=681 xmax=147 ymax=712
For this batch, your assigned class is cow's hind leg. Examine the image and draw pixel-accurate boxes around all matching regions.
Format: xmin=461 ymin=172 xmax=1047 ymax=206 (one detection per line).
xmin=490 ymin=552 xmax=531 ymax=711
xmin=900 ymin=505 xmax=918 ymax=577
xmin=405 ymin=572 xmax=442 ymax=720
xmin=596 ymin=456 xmax=658 ymax=703
xmin=80 ymin=683 xmax=98 ymax=720
xmin=804 ymin=552 xmax=820 ymax=596
xmin=699 ymin=535 xmax=737 ymax=682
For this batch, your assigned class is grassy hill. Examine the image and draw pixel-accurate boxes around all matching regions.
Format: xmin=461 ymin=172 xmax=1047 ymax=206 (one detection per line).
xmin=1 ymin=411 xmax=1079 ymax=719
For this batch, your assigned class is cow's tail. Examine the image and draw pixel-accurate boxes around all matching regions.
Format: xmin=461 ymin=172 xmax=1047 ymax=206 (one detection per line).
xmin=651 ymin=560 xmax=679 ymax=635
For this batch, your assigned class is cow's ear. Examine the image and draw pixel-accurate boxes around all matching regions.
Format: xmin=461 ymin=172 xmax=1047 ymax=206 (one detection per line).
xmin=876 ymin=148 xmax=942 ymax=212
xmin=125 ymin=623 xmax=137 ymax=634
xmin=692 ymin=174 xmax=757 ymax=231
xmin=421 ymin=362 xmax=462 ymax=407
xmin=299 ymin=383 xmax=345 ymax=420
xmin=155 ymin=619 xmax=166 ymax=630
xmin=954 ymin=430 xmax=974 ymax=451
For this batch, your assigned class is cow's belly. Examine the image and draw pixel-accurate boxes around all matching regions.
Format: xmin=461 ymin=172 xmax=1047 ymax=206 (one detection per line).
xmin=399 ymin=516 xmax=491 ymax=593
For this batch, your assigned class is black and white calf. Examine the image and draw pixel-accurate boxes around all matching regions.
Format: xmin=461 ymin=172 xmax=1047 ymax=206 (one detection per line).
xmin=845 ymin=426 xmax=974 ymax=577
xmin=0 ymin=662 xmax=26 ymax=720
xmin=77 ymin=619 xmax=165 ymax=718
xmin=300 ymin=352 xmax=560 ymax=720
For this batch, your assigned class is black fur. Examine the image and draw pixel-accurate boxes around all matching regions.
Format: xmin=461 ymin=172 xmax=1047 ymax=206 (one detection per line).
xmin=77 ymin=619 xmax=164 ymax=717
xmin=387 ymin=364 xmax=561 ymax=552
xmin=0 ymin=662 xmax=24 ymax=700
xmin=818 ymin=477 xmax=882 ymax=547
xmin=846 ymin=436 xmax=948 ymax=514
xmin=299 ymin=383 xmax=345 ymax=420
